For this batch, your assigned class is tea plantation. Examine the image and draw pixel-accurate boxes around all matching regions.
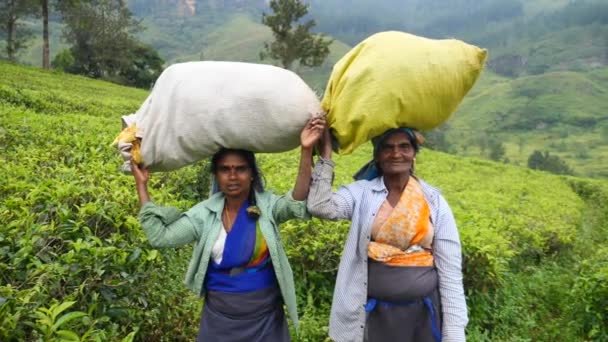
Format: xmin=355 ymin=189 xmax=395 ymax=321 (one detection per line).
xmin=1 ymin=62 xmax=606 ymax=341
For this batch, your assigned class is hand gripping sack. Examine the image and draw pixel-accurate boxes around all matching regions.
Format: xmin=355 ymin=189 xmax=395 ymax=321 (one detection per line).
xmin=322 ymin=31 xmax=487 ymax=154
xmin=117 ymin=61 xmax=322 ymax=172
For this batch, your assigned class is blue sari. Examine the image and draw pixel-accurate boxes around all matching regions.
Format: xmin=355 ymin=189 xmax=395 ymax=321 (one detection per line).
xmin=205 ymin=200 xmax=275 ymax=293
xmin=198 ymin=200 xmax=290 ymax=342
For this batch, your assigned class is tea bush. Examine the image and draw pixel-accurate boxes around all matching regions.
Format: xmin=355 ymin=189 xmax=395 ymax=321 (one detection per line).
xmin=2 ymin=61 xmax=608 ymax=341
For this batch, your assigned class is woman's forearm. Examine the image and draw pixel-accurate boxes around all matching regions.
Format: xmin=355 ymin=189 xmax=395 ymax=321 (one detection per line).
xmin=136 ymin=183 xmax=151 ymax=206
xmin=292 ymin=146 xmax=314 ymax=201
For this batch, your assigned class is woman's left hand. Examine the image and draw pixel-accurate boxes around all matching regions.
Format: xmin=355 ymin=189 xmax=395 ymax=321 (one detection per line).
xmin=301 ymin=116 xmax=326 ymax=149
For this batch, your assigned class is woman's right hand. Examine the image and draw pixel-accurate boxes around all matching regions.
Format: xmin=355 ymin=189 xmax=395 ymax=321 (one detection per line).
xmin=131 ymin=159 xmax=150 ymax=186
xmin=131 ymin=160 xmax=151 ymax=206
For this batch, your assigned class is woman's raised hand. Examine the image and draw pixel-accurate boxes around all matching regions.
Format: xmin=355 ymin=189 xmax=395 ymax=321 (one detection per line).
xmin=131 ymin=159 xmax=150 ymax=186
xmin=131 ymin=160 xmax=151 ymax=206
xmin=301 ymin=116 xmax=326 ymax=149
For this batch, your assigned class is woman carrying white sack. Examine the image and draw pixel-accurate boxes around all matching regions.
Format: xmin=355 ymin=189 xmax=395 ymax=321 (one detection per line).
xmin=117 ymin=61 xmax=328 ymax=341
xmin=116 ymin=61 xmax=323 ymax=173
xmin=131 ymin=116 xmax=326 ymax=342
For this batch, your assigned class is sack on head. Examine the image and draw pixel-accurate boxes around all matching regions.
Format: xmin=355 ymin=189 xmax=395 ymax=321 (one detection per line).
xmin=114 ymin=61 xmax=322 ymax=172
xmin=322 ymin=31 xmax=487 ymax=154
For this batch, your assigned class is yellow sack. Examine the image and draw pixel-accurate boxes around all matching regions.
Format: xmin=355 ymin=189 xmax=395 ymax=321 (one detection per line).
xmin=322 ymin=31 xmax=487 ymax=154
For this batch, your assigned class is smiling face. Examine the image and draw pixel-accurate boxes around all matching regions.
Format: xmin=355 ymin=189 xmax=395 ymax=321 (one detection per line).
xmin=214 ymin=152 xmax=253 ymax=199
xmin=375 ymin=131 xmax=416 ymax=176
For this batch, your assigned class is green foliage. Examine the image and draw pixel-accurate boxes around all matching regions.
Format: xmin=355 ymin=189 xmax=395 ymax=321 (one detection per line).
xmin=260 ymin=0 xmax=333 ymax=70
xmin=449 ymin=70 xmax=608 ymax=178
xmin=0 ymin=61 xmax=146 ymax=117
xmin=601 ymin=123 xmax=608 ymax=143
xmin=2 ymin=61 xmax=608 ymax=341
xmin=566 ymin=178 xmax=608 ymax=341
xmin=116 ymin=43 xmax=164 ymax=89
xmin=58 ymin=0 xmax=164 ymax=88
xmin=0 ymin=61 xmax=202 ymax=341
xmin=423 ymin=123 xmax=454 ymax=153
xmin=570 ymin=247 xmax=608 ymax=340
xmin=527 ymin=150 xmax=573 ymax=175
xmin=29 ymin=301 xmax=89 ymax=341
xmin=127 ymin=12 xmax=349 ymax=91
xmin=487 ymin=138 xmax=506 ymax=162
xmin=0 ymin=0 xmax=38 ymax=61
xmin=51 ymin=48 xmax=75 ymax=71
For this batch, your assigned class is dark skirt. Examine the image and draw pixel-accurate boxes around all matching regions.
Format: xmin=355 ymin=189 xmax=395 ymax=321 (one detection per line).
xmin=365 ymin=260 xmax=442 ymax=342
xmin=197 ymin=286 xmax=290 ymax=342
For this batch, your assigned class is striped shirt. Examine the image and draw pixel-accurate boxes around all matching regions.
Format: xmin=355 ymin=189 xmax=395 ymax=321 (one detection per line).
xmin=307 ymin=159 xmax=468 ymax=342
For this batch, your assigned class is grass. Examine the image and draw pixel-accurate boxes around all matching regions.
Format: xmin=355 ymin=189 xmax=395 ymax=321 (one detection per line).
xmin=2 ymin=60 xmax=608 ymax=340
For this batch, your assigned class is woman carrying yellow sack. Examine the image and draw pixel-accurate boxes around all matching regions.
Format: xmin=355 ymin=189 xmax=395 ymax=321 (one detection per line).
xmin=308 ymin=128 xmax=467 ymax=342
xmin=131 ymin=117 xmax=326 ymax=341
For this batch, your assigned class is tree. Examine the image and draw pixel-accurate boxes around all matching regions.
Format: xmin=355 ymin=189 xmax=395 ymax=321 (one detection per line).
xmin=0 ymin=0 xmax=37 ymax=61
xmin=51 ymin=47 xmax=75 ymax=71
xmin=424 ymin=124 xmax=453 ymax=153
xmin=41 ymin=0 xmax=49 ymax=68
xmin=475 ymin=133 xmax=489 ymax=155
xmin=601 ymin=124 xmax=608 ymax=144
xmin=59 ymin=0 xmax=144 ymax=79
xmin=260 ymin=0 xmax=332 ymax=70
xmin=527 ymin=150 xmax=573 ymax=175
xmin=117 ymin=43 xmax=164 ymax=89
xmin=38 ymin=0 xmax=71 ymax=69
xmin=56 ymin=0 xmax=164 ymax=88
xmin=488 ymin=138 xmax=506 ymax=162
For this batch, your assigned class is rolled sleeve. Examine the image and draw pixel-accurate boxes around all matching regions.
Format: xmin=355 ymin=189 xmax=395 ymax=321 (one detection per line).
xmin=138 ymin=202 xmax=198 ymax=248
xmin=307 ymin=158 xmax=354 ymax=220
xmin=271 ymin=190 xmax=310 ymax=224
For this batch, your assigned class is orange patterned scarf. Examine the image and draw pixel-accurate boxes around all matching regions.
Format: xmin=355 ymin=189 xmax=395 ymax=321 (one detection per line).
xmin=368 ymin=177 xmax=434 ymax=267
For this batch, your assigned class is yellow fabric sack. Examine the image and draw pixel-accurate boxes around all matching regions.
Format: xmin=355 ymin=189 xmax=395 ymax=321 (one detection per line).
xmin=322 ymin=31 xmax=487 ymax=154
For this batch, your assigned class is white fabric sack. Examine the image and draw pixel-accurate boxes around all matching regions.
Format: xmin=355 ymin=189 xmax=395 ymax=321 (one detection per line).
xmin=123 ymin=61 xmax=322 ymax=172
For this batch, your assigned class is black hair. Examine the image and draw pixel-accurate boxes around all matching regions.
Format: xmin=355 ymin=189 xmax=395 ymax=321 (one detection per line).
xmin=211 ymin=148 xmax=264 ymax=219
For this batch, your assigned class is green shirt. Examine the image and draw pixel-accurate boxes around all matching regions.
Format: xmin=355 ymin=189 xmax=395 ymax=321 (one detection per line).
xmin=138 ymin=190 xmax=309 ymax=328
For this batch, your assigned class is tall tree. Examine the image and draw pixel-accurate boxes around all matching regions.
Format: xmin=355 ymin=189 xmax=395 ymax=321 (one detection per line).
xmin=260 ymin=0 xmax=332 ymax=70
xmin=41 ymin=0 xmax=49 ymax=68
xmin=60 ymin=0 xmax=143 ymax=78
xmin=42 ymin=0 xmax=83 ymax=69
xmin=488 ymin=138 xmax=506 ymax=162
xmin=0 ymin=0 xmax=37 ymax=61
xmin=56 ymin=0 xmax=163 ymax=88
xmin=118 ymin=42 xmax=164 ymax=88
xmin=527 ymin=150 xmax=573 ymax=175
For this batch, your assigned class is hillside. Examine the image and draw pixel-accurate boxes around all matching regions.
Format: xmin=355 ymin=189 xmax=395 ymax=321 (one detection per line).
xmin=449 ymin=68 xmax=608 ymax=177
xmin=1 ymin=61 xmax=608 ymax=340
xmin=142 ymin=13 xmax=350 ymax=93
xmin=9 ymin=0 xmax=607 ymax=179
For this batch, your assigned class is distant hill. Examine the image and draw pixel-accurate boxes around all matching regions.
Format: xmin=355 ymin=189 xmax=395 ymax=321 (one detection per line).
xmin=149 ymin=13 xmax=351 ymax=92
xmin=450 ymin=68 xmax=608 ymax=177
xmin=10 ymin=0 xmax=608 ymax=178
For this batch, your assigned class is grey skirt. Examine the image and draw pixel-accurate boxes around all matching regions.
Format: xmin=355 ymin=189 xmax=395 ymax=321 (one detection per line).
xmin=197 ymin=286 xmax=290 ymax=342
xmin=365 ymin=260 xmax=442 ymax=342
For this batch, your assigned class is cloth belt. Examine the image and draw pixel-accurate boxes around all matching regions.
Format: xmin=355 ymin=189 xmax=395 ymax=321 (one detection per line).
xmin=364 ymin=296 xmax=442 ymax=342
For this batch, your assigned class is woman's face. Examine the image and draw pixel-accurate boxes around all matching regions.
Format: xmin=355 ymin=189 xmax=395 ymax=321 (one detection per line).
xmin=375 ymin=131 xmax=416 ymax=176
xmin=215 ymin=153 xmax=253 ymax=199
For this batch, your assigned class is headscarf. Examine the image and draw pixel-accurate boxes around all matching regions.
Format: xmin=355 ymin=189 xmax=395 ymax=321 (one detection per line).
xmin=353 ymin=128 xmax=424 ymax=181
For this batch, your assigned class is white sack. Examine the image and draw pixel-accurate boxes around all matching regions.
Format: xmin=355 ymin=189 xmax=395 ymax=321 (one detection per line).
xmin=126 ymin=61 xmax=321 ymax=172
